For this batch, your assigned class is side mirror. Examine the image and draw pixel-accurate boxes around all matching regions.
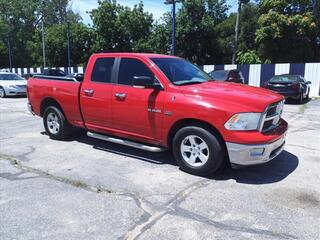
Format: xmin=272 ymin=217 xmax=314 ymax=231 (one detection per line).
xmin=133 ymin=76 xmax=163 ymax=90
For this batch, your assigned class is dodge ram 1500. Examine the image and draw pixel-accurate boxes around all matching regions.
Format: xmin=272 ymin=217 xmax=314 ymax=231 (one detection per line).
xmin=27 ymin=53 xmax=287 ymax=176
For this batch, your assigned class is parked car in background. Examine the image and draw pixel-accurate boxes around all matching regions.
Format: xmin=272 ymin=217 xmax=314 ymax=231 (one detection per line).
xmin=27 ymin=53 xmax=287 ymax=176
xmin=22 ymin=73 xmax=36 ymax=80
xmin=0 ymin=72 xmax=27 ymax=98
xmin=208 ymin=69 xmax=244 ymax=84
xmin=66 ymin=73 xmax=84 ymax=82
xmin=263 ymin=74 xmax=310 ymax=103
xmin=42 ymin=69 xmax=67 ymax=76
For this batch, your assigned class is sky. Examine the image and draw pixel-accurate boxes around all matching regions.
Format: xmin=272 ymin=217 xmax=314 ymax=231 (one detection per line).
xmin=71 ymin=0 xmax=238 ymax=26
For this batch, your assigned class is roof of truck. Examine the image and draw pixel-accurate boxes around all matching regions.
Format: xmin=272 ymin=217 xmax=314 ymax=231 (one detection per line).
xmin=92 ymin=52 xmax=179 ymax=59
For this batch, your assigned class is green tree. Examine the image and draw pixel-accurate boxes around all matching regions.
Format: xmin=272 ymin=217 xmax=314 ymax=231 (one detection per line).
xmin=0 ymin=0 xmax=38 ymax=67
xmin=90 ymin=0 xmax=153 ymax=52
xmin=255 ymin=0 xmax=319 ymax=62
xmin=147 ymin=13 xmax=172 ymax=54
xmin=0 ymin=0 xmax=90 ymax=67
xmin=175 ymin=0 xmax=229 ymax=64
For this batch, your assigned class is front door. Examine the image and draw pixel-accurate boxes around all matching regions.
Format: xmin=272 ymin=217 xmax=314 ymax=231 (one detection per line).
xmin=111 ymin=57 xmax=165 ymax=143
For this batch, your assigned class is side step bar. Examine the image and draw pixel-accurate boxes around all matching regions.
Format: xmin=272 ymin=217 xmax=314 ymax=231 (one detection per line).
xmin=87 ymin=132 xmax=166 ymax=152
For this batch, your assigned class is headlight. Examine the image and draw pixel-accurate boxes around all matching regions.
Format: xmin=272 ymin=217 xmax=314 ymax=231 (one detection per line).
xmin=224 ymin=113 xmax=262 ymax=131
xmin=8 ymin=85 xmax=17 ymax=88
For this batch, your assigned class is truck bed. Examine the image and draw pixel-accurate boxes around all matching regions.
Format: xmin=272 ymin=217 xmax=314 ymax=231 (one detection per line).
xmin=27 ymin=75 xmax=84 ymax=128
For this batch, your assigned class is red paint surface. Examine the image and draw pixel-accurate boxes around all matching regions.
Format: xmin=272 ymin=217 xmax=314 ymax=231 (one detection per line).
xmin=28 ymin=53 xmax=287 ymax=147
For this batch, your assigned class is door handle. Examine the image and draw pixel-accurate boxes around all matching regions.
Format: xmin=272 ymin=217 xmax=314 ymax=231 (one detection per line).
xmin=115 ymin=93 xmax=127 ymax=100
xmin=84 ymin=89 xmax=94 ymax=97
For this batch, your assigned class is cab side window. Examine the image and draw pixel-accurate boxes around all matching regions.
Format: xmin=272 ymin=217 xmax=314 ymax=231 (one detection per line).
xmin=118 ymin=58 xmax=154 ymax=85
xmin=91 ymin=58 xmax=115 ymax=83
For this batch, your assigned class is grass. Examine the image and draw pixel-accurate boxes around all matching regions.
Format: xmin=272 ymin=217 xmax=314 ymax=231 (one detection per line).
xmin=299 ymin=104 xmax=308 ymax=113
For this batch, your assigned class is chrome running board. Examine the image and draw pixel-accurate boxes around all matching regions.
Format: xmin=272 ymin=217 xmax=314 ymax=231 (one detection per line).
xmin=87 ymin=132 xmax=166 ymax=152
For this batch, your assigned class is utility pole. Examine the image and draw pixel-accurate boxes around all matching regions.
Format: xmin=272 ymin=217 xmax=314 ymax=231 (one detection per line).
xmin=164 ymin=0 xmax=182 ymax=56
xmin=41 ymin=18 xmax=46 ymax=68
xmin=232 ymin=0 xmax=249 ymax=64
xmin=67 ymin=22 xmax=71 ymax=74
xmin=41 ymin=1 xmax=46 ymax=68
xmin=7 ymin=34 xmax=12 ymax=71
xmin=232 ymin=0 xmax=242 ymax=64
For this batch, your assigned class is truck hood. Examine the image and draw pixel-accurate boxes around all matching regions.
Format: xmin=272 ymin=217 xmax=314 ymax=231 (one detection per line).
xmin=179 ymin=81 xmax=283 ymax=112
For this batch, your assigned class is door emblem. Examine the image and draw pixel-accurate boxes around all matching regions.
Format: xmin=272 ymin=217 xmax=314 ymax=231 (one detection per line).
xmin=148 ymin=108 xmax=162 ymax=113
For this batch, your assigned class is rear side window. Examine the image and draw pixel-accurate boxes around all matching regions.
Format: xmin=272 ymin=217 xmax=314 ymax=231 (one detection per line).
xmin=118 ymin=58 xmax=154 ymax=85
xmin=91 ymin=58 xmax=115 ymax=83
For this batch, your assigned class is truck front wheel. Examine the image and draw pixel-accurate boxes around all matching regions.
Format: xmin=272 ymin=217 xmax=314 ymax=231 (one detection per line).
xmin=172 ymin=126 xmax=225 ymax=176
xmin=43 ymin=106 xmax=71 ymax=140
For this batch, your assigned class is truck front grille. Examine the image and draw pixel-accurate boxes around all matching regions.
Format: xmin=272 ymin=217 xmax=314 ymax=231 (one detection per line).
xmin=260 ymin=100 xmax=284 ymax=132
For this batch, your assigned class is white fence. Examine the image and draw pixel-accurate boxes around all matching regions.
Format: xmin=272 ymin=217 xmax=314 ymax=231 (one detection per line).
xmin=8 ymin=62 xmax=320 ymax=97
xmin=203 ymin=63 xmax=320 ymax=97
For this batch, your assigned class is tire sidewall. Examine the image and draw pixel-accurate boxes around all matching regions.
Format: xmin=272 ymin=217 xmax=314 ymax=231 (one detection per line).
xmin=0 ymin=87 xmax=6 ymax=98
xmin=43 ymin=106 xmax=69 ymax=140
xmin=173 ymin=126 xmax=225 ymax=176
xmin=298 ymin=92 xmax=303 ymax=104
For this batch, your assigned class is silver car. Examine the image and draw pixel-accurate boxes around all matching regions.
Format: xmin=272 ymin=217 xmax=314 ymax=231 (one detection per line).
xmin=0 ymin=72 xmax=27 ymax=98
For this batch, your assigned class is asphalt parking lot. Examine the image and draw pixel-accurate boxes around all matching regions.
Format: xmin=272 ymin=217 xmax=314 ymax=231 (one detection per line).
xmin=0 ymin=97 xmax=319 ymax=240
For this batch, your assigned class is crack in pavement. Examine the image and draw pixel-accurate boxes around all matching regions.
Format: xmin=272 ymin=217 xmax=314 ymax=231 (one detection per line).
xmin=0 ymin=153 xmax=298 ymax=240
xmin=121 ymin=179 xmax=211 ymax=240
xmin=171 ymin=207 xmax=298 ymax=240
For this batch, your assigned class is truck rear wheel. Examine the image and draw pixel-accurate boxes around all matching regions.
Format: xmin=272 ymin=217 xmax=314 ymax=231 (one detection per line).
xmin=172 ymin=126 xmax=225 ymax=176
xmin=43 ymin=106 xmax=71 ymax=140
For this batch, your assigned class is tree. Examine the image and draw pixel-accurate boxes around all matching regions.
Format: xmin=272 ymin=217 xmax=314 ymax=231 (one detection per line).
xmin=0 ymin=0 xmax=38 ymax=67
xmin=175 ymin=0 xmax=229 ymax=64
xmin=90 ymin=0 xmax=153 ymax=52
xmin=255 ymin=0 xmax=319 ymax=62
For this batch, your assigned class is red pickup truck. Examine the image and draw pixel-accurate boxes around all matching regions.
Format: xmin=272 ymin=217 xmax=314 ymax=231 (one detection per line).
xmin=27 ymin=53 xmax=287 ymax=176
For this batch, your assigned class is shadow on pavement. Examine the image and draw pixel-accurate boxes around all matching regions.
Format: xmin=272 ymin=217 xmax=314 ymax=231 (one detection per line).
xmin=50 ymin=130 xmax=299 ymax=184
xmin=215 ymin=150 xmax=299 ymax=185
xmin=285 ymin=97 xmax=311 ymax=105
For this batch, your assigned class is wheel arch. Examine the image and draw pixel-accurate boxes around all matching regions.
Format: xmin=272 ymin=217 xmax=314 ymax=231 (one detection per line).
xmin=40 ymin=97 xmax=65 ymax=118
xmin=167 ymin=118 xmax=227 ymax=149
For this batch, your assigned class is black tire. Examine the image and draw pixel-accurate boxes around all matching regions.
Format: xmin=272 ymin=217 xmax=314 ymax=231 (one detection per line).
xmin=298 ymin=92 xmax=303 ymax=104
xmin=43 ymin=106 xmax=71 ymax=140
xmin=0 ymin=87 xmax=6 ymax=98
xmin=172 ymin=126 xmax=225 ymax=176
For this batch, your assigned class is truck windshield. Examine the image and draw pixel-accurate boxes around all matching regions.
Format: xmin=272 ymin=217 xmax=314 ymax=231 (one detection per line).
xmin=151 ymin=58 xmax=211 ymax=85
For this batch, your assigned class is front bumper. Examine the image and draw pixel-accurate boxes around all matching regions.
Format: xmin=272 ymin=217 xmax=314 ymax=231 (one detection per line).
xmin=226 ymin=134 xmax=286 ymax=167
xmin=6 ymin=90 xmax=26 ymax=96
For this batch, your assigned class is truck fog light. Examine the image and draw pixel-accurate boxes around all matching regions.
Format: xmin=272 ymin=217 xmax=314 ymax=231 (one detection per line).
xmin=250 ymin=148 xmax=265 ymax=157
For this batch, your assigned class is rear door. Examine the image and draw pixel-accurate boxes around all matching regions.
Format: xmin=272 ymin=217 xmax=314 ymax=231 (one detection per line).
xmin=111 ymin=57 xmax=165 ymax=143
xmin=80 ymin=57 xmax=115 ymax=132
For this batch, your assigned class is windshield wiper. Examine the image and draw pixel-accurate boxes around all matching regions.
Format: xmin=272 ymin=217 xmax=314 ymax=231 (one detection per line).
xmin=176 ymin=81 xmax=205 ymax=86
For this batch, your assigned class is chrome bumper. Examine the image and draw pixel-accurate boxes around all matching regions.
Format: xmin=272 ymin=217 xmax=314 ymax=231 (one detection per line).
xmin=226 ymin=135 xmax=286 ymax=167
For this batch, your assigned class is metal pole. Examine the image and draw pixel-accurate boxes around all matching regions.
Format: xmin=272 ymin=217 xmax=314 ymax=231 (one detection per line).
xmin=232 ymin=0 xmax=242 ymax=64
xmin=67 ymin=22 xmax=71 ymax=74
xmin=7 ymin=34 xmax=12 ymax=71
xmin=41 ymin=16 xmax=46 ymax=68
xmin=172 ymin=0 xmax=176 ymax=55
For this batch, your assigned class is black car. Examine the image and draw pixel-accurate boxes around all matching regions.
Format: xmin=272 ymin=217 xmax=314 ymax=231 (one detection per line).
xmin=42 ymin=69 xmax=67 ymax=76
xmin=208 ymin=69 xmax=244 ymax=84
xmin=22 ymin=73 xmax=36 ymax=80
xmin=264 ymin=74 xmax=311 ymax=103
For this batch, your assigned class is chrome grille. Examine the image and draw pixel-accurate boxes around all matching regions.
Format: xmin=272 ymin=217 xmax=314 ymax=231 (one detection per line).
xmin=260 ymin=100 xmax=284 ymax=132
